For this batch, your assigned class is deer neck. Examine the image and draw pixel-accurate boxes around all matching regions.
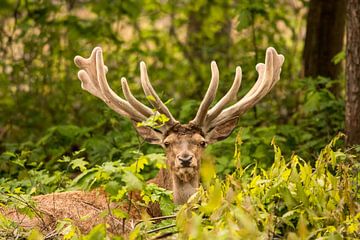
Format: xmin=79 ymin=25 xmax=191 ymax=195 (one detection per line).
xmin=150 ymin=168 xmax=199 ymax=205
xmin=172 ymin=173 xmax=199 ymax=204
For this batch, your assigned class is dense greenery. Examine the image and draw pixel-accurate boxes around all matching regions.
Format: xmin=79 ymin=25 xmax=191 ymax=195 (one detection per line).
xmin=0 ymin=0 xmax=358 ymax=239
xmin=1 ymin=134 xmax=359 ymax=239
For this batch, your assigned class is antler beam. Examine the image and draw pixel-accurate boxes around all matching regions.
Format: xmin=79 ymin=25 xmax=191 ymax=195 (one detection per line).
xmin=192 ymin=47 xmax=284 ymax=131
xmin=74 ymin=47 xmax=178 ymax=130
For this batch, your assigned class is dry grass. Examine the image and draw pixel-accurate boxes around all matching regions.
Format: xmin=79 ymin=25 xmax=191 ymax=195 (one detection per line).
xmin=1 ymin=189 xmax=145 ymax=236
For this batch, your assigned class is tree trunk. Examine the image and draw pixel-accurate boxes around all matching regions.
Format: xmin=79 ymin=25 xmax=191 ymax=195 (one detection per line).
xmin=303 ymin=0 xmax=346 ymax=94
xmin=345 ymin=0 xmax=360 ymax=145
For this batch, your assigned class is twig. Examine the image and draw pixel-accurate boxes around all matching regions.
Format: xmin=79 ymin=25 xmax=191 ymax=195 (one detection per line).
xmin=146 ymin=223 xmax=176 ymax=234
xmin=134 ymin=214 xmax=177 ymax=227
xmin=122 ymin=134 xmax=145 ymax=234
xmin=7 ymin=194 xmax=47 ymax=230
xmin=150 ymin=231 xmax=178 ymax=240
xmin=106 ymin=196 xmax=116 ymax=231
xmin=44 ymin=229 xmax=58 ymax=239
xmin=81 ymin=200 xmax=132 ymax=232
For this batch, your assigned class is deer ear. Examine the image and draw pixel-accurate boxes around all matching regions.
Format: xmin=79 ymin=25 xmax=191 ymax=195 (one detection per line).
xmin=135 ymin=126 xmax=164 ymax=145
xmin=205 ymin=118 xmax=238 ymax=144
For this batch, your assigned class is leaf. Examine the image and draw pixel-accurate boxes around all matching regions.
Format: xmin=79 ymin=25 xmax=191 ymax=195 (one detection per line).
xmin=279 ymin=187 xmax=298 ymax=210
xmin=58 ymin=155 xmax=71 ymax=163
xmin=147 ymin=153 xmax=167 ymax=169
xmin=129 ymin=225 xmax=141 ymax=240
xmin=61 ymin=223 xmax=77 ymax=240
xmin=2 ymin=151 xmax=17 ymax=158
xmin=105 ymin=181 xmax=121 ymax=196
xmin=128 ymin=155 xmax=148 ymax=173
xmin=27 ymin=228 xmax=44 ymax=240
xmin=11 ymin=158 xmax=26 ymax=168
xmin=200 ymin=180 xmax=222 ymax=214
xmin=297 ymin=214 xmax=308 ymax=239
xmin=70 ymin=158 xmax=89 ymax=172
xmin=281 ymin=209 xmax=300 ymax=228
xmin=110 ymin=187 xmax=127 ymax=201
xmin=71 ymin=168 xmax=98 ymax=189
xmin=83 ymin=223 xmax=106 ymax=240
xmin=163 ymin=98 xmax=173 ymax=105
xmin=122 ymin=171 xmax=143 ymax=191
xmin=200 ymin=156 xmax=216 ymax=186
xmin=159 ymin=196 xmax=176 ymax=215
xmin=112 ymin=208 xmax=128 ymax=219
xmin=332 ymin=50 xmax=345 ymax=64
xmin=295 ymin=182 xmax=309 ymax=207
xmin=73 ymin=148 xmax=86 ymax=156
xmin=146 ymin=95 xmax=156 ymax=102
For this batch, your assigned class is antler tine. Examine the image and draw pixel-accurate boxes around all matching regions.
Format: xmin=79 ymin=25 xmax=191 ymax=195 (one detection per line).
xmin=140 ymin=61 xmax=178 ymax=125
xmin=190 ymin=61 xmax=219 ymax=126
xmin=121 ymin=77 xmax=154 ymax=117
xmin=208 ymin=47 xmax=284 ymax=128
xmin=74 ymin=47 xmax=147 ymax=122
xmin=205 ymin=66 xmax=242 ymax=124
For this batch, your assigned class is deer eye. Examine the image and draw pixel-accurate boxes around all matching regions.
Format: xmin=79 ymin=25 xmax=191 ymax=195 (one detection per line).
xmin=199 ymin=141 xmax=207 ymax=148
xmin=164 ymin=141 xmax=170 ymax=148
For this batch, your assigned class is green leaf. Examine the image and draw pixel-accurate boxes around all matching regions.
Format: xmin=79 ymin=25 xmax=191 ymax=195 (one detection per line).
xmin=27 ymin=228 xmax=44 ymax=240
xmin=105 ymin=181 xmax=121 ymax=196
xmin=112 ymin=208 xmax=128 ymax=219
xmin=146 ymin=95 xmax=156 ymax=102
xmin=200 ymin=180 xmax=222 ymax=214
xmin=279 ymin=187 xmax=298 ymax=210
xmin=332 ymin=50 xmax=345 ymax=64
xmin=70 ymin=158 xmax=89 ymax=172
xmin=122 ymin=171 xmax=143 ymax=191
xmin=83 ymin=223 xmax=106 ymax=240
xmin=2 ymin=151 xmax=17 ymax=158
xmin=295 ymin=181 xmax=309 ymax=207
xmin=71 ymin=168 xmax=98 ymax=189
xmin=128 ymin=156 xmax=149 ymax=173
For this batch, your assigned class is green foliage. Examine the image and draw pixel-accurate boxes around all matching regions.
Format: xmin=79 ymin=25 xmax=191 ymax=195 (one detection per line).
xmin=172 ymin=134 xmax=359 ymax=239
xmin=137 ymin=112 xmax=170 ymax=129
xmin=0 ymin=0 xmax=344 ymax=171
xmin=1 ymin=131 xmax=359 ymax=239
xmin=82 ymin=224 xmax=107 ymax=240
xmin=0 ymin=0 xmax=356 ymax=239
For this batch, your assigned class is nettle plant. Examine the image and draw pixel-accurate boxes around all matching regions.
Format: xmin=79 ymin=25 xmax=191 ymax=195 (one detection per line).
xmin=74 ymin=47 xmax=284 ymax=204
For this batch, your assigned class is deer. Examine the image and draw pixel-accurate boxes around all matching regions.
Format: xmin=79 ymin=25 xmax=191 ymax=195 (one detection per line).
xmin=1 ymin=46 xmax=284 ymax=235
xmin=73 ymin=46 xmax=284 ymax=205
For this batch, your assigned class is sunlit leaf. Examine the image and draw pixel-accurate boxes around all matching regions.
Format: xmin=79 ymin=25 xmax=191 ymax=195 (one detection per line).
xmin=70 ymin=158 xmax=89 ymax=172
xmin=122 ymin=171 xmax=143 ymax=191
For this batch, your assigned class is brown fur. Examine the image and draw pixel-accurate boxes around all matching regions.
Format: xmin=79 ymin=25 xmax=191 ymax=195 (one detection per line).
xmin=161 ymin=124 xmax=206 ymax=204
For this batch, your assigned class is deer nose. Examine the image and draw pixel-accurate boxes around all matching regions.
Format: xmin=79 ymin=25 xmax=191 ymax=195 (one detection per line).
xmin=177 ymin=154 xmax=193 ymax=167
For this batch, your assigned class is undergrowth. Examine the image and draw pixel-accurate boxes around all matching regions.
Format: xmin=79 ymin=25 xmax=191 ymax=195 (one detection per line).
xmin=0 ymin=133 xmax=359 ymax=239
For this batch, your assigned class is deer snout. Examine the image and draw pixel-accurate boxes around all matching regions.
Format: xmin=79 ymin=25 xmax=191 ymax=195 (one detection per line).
xmin=177 ymin=153 xmax=193 ymax=167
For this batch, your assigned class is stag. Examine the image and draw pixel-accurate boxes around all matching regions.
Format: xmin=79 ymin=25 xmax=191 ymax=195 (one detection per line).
xmin=74 ymin=47 xmax=284 ymax=205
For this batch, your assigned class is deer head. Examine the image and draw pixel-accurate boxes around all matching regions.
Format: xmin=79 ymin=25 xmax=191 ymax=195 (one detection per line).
xmin=74 ymin=47 xmax=284 ymax=204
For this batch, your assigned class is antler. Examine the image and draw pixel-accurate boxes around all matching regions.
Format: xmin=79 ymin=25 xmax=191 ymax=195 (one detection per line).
xmin=74 ymin=47 xmax=283 ymax=134
xmin=74 ymin=47 xmax=178 ymax=129
xmin=191 ymin=47 xmax=284 ymax=131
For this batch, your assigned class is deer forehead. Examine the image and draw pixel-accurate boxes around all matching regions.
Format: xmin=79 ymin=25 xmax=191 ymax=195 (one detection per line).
xmin=164 ymin=133 xmax=205 ymax=144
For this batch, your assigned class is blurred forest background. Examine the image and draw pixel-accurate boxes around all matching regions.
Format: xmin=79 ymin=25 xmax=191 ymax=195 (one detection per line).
xmin=0 ymin=0 xmax=359 ymax=239
xmin=0 ymin=0 xmax=350 ymax=170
